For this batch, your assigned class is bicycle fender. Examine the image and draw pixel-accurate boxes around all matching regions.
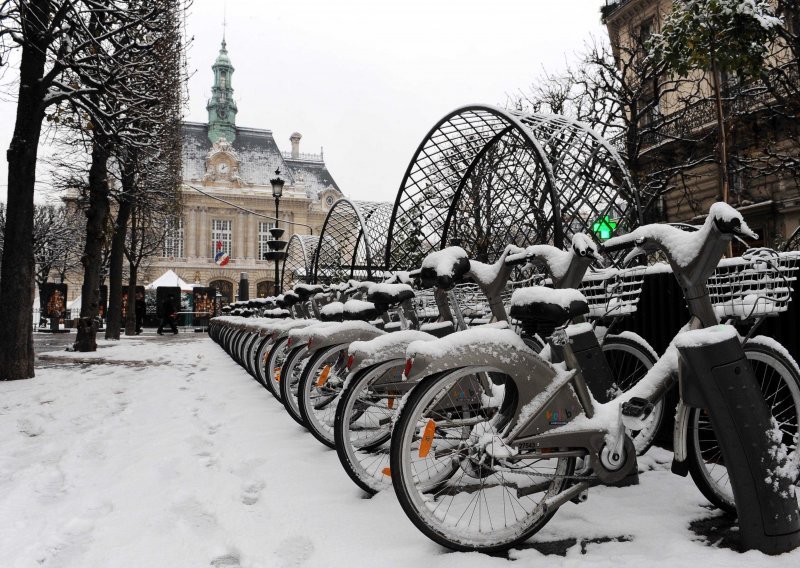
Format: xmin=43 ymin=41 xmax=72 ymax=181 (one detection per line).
xmin=305 ymin=321 xmax=386 ymax=351
xmin=676 ymin=328 xmax=800 ymax=554
xmin=407 ymin=333 xmax=581 ymax=437
xmin=348 ymin=330 xmax=436 ymax=373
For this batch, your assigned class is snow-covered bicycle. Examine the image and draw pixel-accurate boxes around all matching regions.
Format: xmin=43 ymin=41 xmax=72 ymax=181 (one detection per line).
xmin=389 ymin=203 xmax=800 ymax=553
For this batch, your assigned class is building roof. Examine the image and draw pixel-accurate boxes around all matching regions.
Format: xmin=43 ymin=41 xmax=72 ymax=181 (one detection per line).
xmin=181 ymin=122 xmax=340 ymax=200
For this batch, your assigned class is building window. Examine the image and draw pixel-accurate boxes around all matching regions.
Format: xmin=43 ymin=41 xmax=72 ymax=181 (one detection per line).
xmin=258 ymin=221 xmax=275 ymax=260
xmin=211 ymin=219 xmax=232 ymax=258
xmin=163 ymin=217 xmax=184 ymax=258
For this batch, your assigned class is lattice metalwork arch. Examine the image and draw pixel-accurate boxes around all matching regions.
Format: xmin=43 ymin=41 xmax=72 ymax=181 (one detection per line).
xmin=385 ymin=105 xmax=640 ymax=271
xmin=785 ymin=225 xmax=800 ymax=251
xmin=312 ymin=199 xmax=393 ymax=284
xmin=281 ymin=234 xmax=319 ymax=292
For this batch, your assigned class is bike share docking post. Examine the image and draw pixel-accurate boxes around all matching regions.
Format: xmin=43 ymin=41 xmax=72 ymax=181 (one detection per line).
xmin=676 ymin=326 xmax=800 ymax=554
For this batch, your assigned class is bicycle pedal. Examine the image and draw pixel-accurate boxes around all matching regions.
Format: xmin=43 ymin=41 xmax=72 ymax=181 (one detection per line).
xmin=570 ymin=489 xmax=589 ymax=504
xmin=621 ymin=397 xmax=653 ymax=418
xmin=621 ymin=397 xmax=654 ymax=430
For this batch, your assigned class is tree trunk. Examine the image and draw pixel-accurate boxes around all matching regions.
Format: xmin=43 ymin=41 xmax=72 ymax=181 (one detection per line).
xmin=0 ymin=0 xmax=51 ymax=380
xmin=74 ymin=139 xmax=112 ymax=352
xmin=105 ymin=186 xmax=133 ymax=340
xmin=711 ymin=62 xmax=730 ymax=205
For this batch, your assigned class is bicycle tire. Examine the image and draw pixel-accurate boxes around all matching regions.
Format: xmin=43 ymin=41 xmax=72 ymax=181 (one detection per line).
xmin=389 ymin=367 xmax=573 ymax=552
xmin=602 ymin=335 xmax=663 ymax=455
xmin=687 ymin=341 xmax=800 ymax=513
xmin=334 ymin=360 xmax=404 ymax=494
xmin=297 ymin=344 xmax=349 ymax=448
xmin=264 ymin=336 xmax=290 ymax=401
xmin=280 ymin=345 xmax=310 ymax=426
xmin=253 ymin=336 xmax=275 ymax=389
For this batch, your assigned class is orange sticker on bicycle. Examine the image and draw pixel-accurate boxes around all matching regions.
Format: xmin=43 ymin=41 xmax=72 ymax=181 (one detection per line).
xmin=387 ymin=397 xmax=394 ymax=410
xmin=316 ymin=365 xmax=331 ymax=387
xmin=418 ymin=419 xmax=436 ymax=458
xmin=274 ymin=368 xmax=281 ymax=382
xmin=382 ymin=467 xmax=391 ymax=477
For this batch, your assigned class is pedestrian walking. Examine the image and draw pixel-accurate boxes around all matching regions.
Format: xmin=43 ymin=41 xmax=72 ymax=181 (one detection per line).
xmin=157 ymin=294 xmax=179 ymax=335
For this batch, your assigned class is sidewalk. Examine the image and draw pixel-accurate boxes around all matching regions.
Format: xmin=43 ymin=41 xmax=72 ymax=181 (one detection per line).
xmin=1 ymin=336 xmax=795 ymax=567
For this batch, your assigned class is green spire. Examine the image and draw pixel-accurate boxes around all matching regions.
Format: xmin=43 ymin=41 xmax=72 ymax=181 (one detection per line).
xmin=207 ymin=37 xmax=238 ymax=144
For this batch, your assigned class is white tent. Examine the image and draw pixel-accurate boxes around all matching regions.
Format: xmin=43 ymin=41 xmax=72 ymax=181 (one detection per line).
xmin=146 ymin=269 xmax=194 ymax=292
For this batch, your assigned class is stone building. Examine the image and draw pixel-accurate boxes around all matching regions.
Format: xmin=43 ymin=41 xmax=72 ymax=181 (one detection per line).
xmin=601 ymin=0 xmax=800 ymax=248
xmin=148 ymin=38 xmax=342 ymax=302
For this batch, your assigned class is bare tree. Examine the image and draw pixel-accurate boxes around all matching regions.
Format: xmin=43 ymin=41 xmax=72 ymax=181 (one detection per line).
xmin=0 ymin=0 xmax=182 ymax=378
xmin=31 ymin=204 xmax=82 ymax=286
xmin=105 ymin=0 xmax=186 ymax=340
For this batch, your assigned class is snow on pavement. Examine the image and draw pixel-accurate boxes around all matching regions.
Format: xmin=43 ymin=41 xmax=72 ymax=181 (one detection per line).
xmin=0 ymin=335 xmax=797 ymax=567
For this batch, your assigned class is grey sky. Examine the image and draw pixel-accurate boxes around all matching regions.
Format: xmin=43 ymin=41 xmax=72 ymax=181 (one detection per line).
xmin=0 ymin=0 xmax=607 ymax=204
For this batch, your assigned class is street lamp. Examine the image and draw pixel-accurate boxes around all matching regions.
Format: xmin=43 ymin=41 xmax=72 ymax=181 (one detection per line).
xmin=266 ymin=169 xmax=288 ymax=295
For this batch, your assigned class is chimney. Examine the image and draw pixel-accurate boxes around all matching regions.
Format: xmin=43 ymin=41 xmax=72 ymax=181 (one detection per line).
xmin=290 ymin=132 xmax=302 ymax=159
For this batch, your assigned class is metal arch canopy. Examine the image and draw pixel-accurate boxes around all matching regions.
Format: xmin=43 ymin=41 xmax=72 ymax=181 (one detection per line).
xmin=281 ymin=234 xmax=319 ymax=292
xmin=385 ymin=104 xmax=641 ymax=271
xmin=785 ymin=225 xmax=800 ymax=251
xmin=312 ymin=199 xmax=393 ymax=284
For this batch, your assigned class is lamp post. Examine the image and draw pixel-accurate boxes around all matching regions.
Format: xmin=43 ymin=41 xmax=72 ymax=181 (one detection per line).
xmin=267 ymin=169 xmax=288 ymax=295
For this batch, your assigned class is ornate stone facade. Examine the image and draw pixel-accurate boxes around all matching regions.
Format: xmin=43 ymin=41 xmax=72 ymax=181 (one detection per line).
xmin=146 ymin=39 xmax=342 ymax=302
xmin=602 ymin=0 xmax=800 ymax=247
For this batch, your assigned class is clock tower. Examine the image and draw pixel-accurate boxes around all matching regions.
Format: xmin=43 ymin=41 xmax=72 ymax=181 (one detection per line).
xmin=206 ymin=37 xmax=238 ymax=144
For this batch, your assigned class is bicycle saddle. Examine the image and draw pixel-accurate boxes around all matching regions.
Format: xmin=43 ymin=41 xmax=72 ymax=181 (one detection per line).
xmin=509 ymin=286 xmax=589 ymax=326
xmin=342 ymin=299 xmax=381 ymax=321
xmin=294 ymin=284 xmax=325 ymax=300
xmin=420 ymin=247 xmax=471 ymax=290
xmin=367 ymin=283 xmax=416 ymax=308
xmin=263 ymin=308 xmax=291 ymax=319
xmin=281 ymin=291 xmax=300 ymax=307
xmin=319 ymin=301 xmax=345 ymax=322
xmin=419 ymin=320 xmax=456 ymax=338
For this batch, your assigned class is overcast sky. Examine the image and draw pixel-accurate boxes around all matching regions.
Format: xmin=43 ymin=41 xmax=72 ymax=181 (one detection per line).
xmin=0 ymin=0 xmax=608 ymax=204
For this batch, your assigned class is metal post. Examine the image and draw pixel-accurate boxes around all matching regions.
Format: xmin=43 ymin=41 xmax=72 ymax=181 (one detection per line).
xmin=274 ymin=196 xmax=281 ymax=295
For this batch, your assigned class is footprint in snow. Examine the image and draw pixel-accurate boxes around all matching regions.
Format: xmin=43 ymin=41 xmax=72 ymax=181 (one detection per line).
xmin=210 ymin=553 xmax=241 ymax=568
xmin=274 ymin=536 xmax=315 ymax=567
xmin=172 ymin=497 xmax=218 ymax=533
xmin=240 ymin=480 xmax=265 ymax=506
xmin=17 ymin=417 xmax=44 ymax=437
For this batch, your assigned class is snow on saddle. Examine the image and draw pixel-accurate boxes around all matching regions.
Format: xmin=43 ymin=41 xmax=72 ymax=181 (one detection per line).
xmin=367 ymin=283 xmax=415 ymax=309
xmin=419 ymin=247 xmax=471 ymax=290
xmin=293 ymin=284 xmax=325 ymax=301
xmin=319 ymin=301 xmax=345 ymax=322
xmin=342 ymin=299 xmax=381 ymax=321
xmin=509 ymin=286 xmax=589 ymax=327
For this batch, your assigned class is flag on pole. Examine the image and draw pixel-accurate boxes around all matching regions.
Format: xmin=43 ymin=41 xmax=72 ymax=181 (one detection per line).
xmin=214 ymin=240 xmax=230 ymax=266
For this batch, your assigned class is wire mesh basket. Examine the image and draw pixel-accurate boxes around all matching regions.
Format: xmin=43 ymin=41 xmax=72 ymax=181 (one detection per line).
xmin=450 ymin=283 xmax=492 ymax=324
xmin=577 ymin=265 xmax=646 ymax=320
xmin=412 ymin=287 xmax=440 ymax=322
xmin=709 ymin=249 xmax=800 ymax=320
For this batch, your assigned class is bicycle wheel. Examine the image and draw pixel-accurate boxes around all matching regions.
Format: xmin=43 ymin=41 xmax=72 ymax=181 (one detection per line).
xmin=254 ymin=336 xmax=275 ymax=390
xmin=298 ymin=344 xmax=349 ymax=448
xmin=389 ymin=367 xmax=574 ymax=552
xmin=335 ymin=360 xmax=405 ymax=494
xmin=264 ymin=337 xmax=290 ymax=401
xmin=602 ymin=335 xmax=663 ymax=454
xmin=242 ymin=333 xmax=260 ymax=378
xmin=280 ymin=345 xmax=310 ymax=426
xmin=687 ymin=341 xmax=800 ymax=513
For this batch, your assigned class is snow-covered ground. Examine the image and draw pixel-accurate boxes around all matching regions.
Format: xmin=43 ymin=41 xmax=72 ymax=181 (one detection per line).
xmin=1 ymin=334 xmax=798 ymax=567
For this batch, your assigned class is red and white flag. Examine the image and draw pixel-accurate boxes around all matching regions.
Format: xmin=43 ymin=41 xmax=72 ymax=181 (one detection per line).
xmin=214 ymin=241 xmax=230 ymax=266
